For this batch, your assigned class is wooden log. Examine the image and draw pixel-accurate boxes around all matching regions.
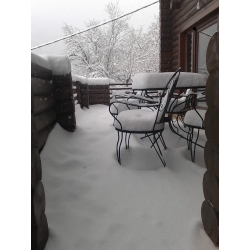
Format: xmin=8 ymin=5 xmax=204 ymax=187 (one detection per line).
xmin=54 ymin=86 xmax=73 ymax=101
xmin=89 ymin=99 xmax=110 ymax=105
xmin=57 ymin=113 xmax=76 ymax=132
xmin=31 ymin=147 xmax=42 ymax=190
xmin=31 ymin=62 xmax=52 ymax=80
xmin=204 ymin=140 xmax=219 ymax=178
xmin=31 ymin=87 xmax=34 ymax=113
xmin=55 ymin=100 xmax=75 ymax=115
xmin=31 ymin=213 xmax=49 ymax=250
xmin=33 ymin=95 xmax=56 ymax=115
xmin=88 ymin=93 xmax=110 ymax=99
xmin=203 ymin=171 xmax=219 ymax=212
xmin=201 ymin=200 xmax=219 ymax=246
xmin=38 ymin=123 xmax=55 ymax=152
xmin=31 ymin=149 xmax=37 ymax=191
xmin=52 ymin=73 xmax=72 ymax=87
xmin=88 ymin=85 xmax=109 ymax=89
xmin=89 ymin=89 xmax=109 ymax=95
xmin=206 ymin=31 xmax=219 ymax=74
xmin=33 ymin=110 xmax=57 ymax=132
xmin=31 ymin=181 xmax=45 ymax=226
xmin=32 ymin=116 xmax=38 ymax=148
xmin=204 ymin=107 xmax=219 ymax=145
xmin=205 ymin=70 xmax=219 ymax=109
xmin=32 ymin=77 xmax=54 ymax=96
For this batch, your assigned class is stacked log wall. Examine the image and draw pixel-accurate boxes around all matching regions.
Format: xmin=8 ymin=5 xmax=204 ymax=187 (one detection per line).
xmin=202 ymin=31 xmax=219 ymax=246
xmin=72 ymin=81 xmax=89 ymax=109
xmin=31 ymin=61 xmax=51 ymax=250
xmin=31 ymin=53 xmax=77 ymax=249
xmin=160 ymin=0 xmax=173 ymax=72
xmin=53 ymin=73 xmax=76 ymax=132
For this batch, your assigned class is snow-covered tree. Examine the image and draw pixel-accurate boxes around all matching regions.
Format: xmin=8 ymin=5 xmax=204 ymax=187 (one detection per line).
xmin=62 ymin=1 xmax=159 ymax=82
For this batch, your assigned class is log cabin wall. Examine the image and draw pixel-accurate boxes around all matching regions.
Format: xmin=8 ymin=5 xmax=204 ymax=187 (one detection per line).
xmin=160 ymin=1 xmax=219 ymax=246
xmin=160 ymin=0 xmax=173 ymax=72
xmin=160 ymin=0 xmax=219 ymax=72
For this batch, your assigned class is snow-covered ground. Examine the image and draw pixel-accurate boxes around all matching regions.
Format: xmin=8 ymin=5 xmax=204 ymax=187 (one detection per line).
xmin=41 ymin=104 xmax=217 ymax=250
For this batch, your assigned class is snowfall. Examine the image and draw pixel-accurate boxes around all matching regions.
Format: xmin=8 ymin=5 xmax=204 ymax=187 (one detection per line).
xmin=39 ymin=103 xmax=217 ymax=250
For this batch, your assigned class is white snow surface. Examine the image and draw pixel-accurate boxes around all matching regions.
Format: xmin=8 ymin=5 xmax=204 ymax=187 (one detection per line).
xmin=31 ymin=52 xmax=51 ymax=71
xmin=31 ymin=53 xmax=71 ymax=75
xmin=87 ymin=78 xmax=110 ymax=85
xmin=72 ymin=75 xmax=88 ymax=84
xmin=132 ymin=72 xmax=208 ymax=90
xmin=41 ymin=104 xmax=216 ymax=250
xmin=41 ymin=54 xmax=71 ymax=75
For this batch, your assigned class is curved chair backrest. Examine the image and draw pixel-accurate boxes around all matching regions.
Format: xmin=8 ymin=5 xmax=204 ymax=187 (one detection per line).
xmin=154 ymin=68 xmax=181 ymax=127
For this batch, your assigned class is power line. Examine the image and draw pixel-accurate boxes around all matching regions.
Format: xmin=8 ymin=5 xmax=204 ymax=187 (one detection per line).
xmin=31 ymin=1 xmax=159 ymax=51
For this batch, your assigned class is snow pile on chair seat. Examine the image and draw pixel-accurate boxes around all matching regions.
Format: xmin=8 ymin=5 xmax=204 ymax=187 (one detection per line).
xmin=184 ymin=109 xmax=206 ymax=128
xmin=114 ymin=109 xmax=164 ymax=131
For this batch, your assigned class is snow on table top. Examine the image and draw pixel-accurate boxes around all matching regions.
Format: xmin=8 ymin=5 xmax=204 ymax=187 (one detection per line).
xmin=31 ymin=53 xmax=71 ymax=75
xmin=132 ymin=72 xmax=207 ymax=90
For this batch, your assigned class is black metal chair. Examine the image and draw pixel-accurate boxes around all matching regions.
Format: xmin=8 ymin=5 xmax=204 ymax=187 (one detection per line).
xmin=183 ymin=92 xmax=206 ymax=162
xmin=110 ymin=68 xmax=181 ymax=166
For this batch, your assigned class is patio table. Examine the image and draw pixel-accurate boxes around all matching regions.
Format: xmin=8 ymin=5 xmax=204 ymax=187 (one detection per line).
xmin=130 ymin=72 xmax=208 ymax=144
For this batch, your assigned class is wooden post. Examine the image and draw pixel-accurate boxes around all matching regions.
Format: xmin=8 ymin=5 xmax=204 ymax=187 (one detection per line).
xmin=202 ymin=31 xmax=219 ymax=246
xmin=53 ymin=73 xmax=76 ymax=132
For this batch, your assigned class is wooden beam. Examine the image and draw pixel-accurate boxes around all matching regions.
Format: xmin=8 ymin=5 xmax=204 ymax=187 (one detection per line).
xmin=178 ymin=0 xmax=219 ymax=33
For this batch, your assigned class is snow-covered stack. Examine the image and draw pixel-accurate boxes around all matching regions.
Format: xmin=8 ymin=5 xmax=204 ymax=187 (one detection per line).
xmin=31 ymin=53 xmax=78 ymax=249
xmin=72 ymin=75 xmax=89 ymax=109
xmin=40 ymin=54 xmax=76 ymax=132
xmin=202 ymin=31 xmax=219 ymax=246
xmin=31 ymin=53 xmax=51 ymax=250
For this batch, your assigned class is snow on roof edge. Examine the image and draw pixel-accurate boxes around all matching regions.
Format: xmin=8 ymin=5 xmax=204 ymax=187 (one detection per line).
xmin=31 ymin=53 xmax=71 ymax=76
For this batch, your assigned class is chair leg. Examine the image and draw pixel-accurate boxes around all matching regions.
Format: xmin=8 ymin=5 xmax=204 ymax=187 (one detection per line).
xmin=116 ymin=131 xmax=123 ymax=164
xmin=191 ymin=128 xmax=200 ymax=162
xmin=151 ymin=132 xmax=167 ymax=150
xmin=147 ymin=133 xmax=166 ymax=167
xmin=125 ymin=133 xmax=131 ymax=149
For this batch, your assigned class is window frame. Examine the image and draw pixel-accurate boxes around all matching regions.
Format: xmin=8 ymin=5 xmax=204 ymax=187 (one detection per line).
xmin=180 ymin=9 xmax=219 ymax=73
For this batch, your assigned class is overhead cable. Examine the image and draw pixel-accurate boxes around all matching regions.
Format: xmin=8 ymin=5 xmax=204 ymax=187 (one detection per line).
xmin=31 ymin=1 xmax=159 ymax=50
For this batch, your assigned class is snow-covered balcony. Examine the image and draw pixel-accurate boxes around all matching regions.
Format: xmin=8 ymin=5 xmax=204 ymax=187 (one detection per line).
xmin=31 ymin=49 xmax=218 ymax=250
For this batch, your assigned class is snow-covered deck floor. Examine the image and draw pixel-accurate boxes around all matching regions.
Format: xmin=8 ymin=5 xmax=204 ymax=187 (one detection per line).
xmin=41 ymin=104 xmax=217 ymax=250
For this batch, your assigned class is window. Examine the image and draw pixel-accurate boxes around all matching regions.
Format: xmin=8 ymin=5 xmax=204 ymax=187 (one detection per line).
xmin=183 ymin=11 xmax=218 ymax=75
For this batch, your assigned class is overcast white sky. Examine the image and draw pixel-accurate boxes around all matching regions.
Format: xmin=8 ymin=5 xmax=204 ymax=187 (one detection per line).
xmin=31 ymin=0 xmax=159 ymax=55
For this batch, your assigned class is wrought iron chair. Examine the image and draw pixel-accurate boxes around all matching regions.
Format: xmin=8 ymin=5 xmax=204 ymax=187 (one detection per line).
xmin=110 ymin=68 xmax=181 ymax=166
xmin=183 ymin=92 xmax=206 ymax=162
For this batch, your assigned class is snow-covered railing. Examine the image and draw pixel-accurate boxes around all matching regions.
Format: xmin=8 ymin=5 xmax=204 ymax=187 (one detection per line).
xmin=109 ymin=82 xmax=132 ymax=97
